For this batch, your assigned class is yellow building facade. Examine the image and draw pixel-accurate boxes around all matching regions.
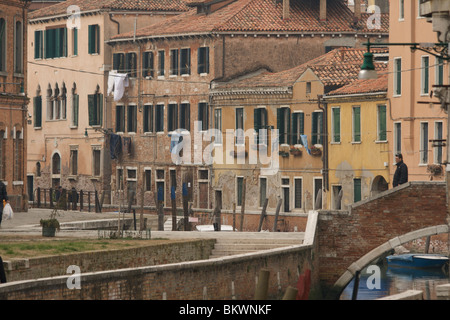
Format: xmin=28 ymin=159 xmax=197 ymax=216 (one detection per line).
xmin=324 ymin=75 xmax=390 ymax=210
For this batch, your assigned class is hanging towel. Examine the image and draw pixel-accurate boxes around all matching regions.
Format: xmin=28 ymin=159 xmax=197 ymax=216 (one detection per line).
xmin=107 ymin=71 xmax=116 ymax=96
xmin=109 ymin=133 xmax=122 ymax=160
xmin=114 ymin=73 xmax=129 ymax=101
xmin=301 ymin=135 xmax=311 ymax=155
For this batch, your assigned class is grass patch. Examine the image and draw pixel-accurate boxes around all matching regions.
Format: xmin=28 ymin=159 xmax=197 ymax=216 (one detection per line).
xmin=0 ymin=238 xmax=177 ymax=260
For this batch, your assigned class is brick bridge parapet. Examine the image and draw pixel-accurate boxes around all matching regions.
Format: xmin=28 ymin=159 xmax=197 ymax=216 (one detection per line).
xmin=317 ymin=181 xmax=449 ymax=299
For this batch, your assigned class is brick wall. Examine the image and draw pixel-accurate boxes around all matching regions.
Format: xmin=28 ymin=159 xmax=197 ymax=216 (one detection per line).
xmin=0 ymin=244 xmax=316 ymax=300
xmin=317 ymin=182 xmax=448 ymax=294
xmin=3 ymin=239 xmax=215 ymax=282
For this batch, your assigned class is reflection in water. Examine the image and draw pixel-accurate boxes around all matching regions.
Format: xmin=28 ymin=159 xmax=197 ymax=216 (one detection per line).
xmin=340 ymin=263 xmax=449 ymax=300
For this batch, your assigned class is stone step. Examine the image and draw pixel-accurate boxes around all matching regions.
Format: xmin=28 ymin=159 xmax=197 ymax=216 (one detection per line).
xmin=215 ymin=238 xmax=304 ymax=245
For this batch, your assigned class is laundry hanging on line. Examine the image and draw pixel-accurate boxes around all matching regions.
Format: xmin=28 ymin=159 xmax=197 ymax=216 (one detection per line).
xmin=107 ymin=71 xmax=129 ymax=101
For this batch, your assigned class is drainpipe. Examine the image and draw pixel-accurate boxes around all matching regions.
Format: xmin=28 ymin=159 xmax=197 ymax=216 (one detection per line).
xmin=318 ymin=94 xmax=329 ymax=192
xmin=109 ymin=13 xmax=120 ymax=35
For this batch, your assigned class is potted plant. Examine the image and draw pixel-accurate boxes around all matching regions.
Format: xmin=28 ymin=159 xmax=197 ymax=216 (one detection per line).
xmin=310 ymin=145 xmax=322 ymax=157
xmin=40 ymin=208 xmax=60 ymax=237
xmin=290 ymin=145 xmax=303 ymax=156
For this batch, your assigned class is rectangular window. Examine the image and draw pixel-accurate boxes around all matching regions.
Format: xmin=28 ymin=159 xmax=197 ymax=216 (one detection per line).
xmin=394 ymin=58 xmax=402 ymax=96
xmin=126 ymin=52 xmax=137 ymax=78
xmin=92 ymin=148 xmax=101 ymax=176
xmin=33 ymin=96 xmax=42 ymax=128
xmin=436 ymin=57 xmax=444 ymax=86
xmin=332 ymin=107 xmax=341 ymax=143
xmin=292 ymin=112 xmax=304 ymax=145
xmin=198 ymin=102 xmax=208 ymax=131
xmin=144 ymin=169 xmax=152 ymax=191
xmin=72 ymin=28 xmax=78 ymax=56
xmin=399 ymin=0 xmax=404 ymax=20
xmin=180 ymin=103 xmax=190 ymax=131
xmin=115 ymin=105 xmax=125 ymax=132
xmin=306 ymin=82 xmax=311 ymax=95
xmin=434 ymin=121 xmax=443 ymax=164
xmin=180 ymin=48 xmax=191 ymax=75
xmin=170 ymin=49 xmax=179 ymax=76
xmin=354 ymin=178 xmax=361 ymax=203
xmin=214 ymin=108 xmax=222 ymax=144
xmin=377 ymin=105 xmax=387 ymax=141
xmin=34 ymin=30 xmax=44 ymax=59
xmin=277 ymin=107 xmax=291 ymax=145
xmin=294 ymin=178 xmax=302 ymax=209
xmin=15 ymin=21 xmax=24 ymax=73
xmin=71 ymin=93 xmax=79 ymax=127
xmin=311 ymin=111 xmax=323 ymax=145
xmin=353 ymin=106 xmax=361 ymax=142
xmin=394 ymin=122 xmax=402 ymax=157
xmin=127 ymin=105 xmax=137 ymax=133
xmin=421 ymin=56 xmax=429 ymax=95
xmin=143 ymin=105 xmax=153 ymax=133
xmin=155 ymin=104 xmax=164 ymax=132
xmin=88 ymin=24 xmax=100 ymax=54
xmin=158 ymin=50 xmax=165 ymax=77
xmin=420 ymin=122 xmax=429 ymax=164
xmin=237 ymin=177 xmax=244 ymax=207
xmin=236 ymin=107 xmax=244 ymax=145
xmin=88 ymin=93 xmax=103 ymax=126
xmin=156 ymin=169 xmax=165 ymax=203
xmin=259 ymin=177 xmax=267 ymax=208
xmin=69 ymin=148 xmax=78 ymax=176
xmin=113 ymin=53 xmax=125 ymax=73
xmin=197 ymin=47 xmax=209 ymax=74
xmin=168 ymin=103 xmax=178 ymax=132
xmin=254 ymin=108 xmax=268 ymax=145
xmin=143 ymin=51 xmax=154 ymax=78
xmin=44 ymin=27 xmax=67 ymax=59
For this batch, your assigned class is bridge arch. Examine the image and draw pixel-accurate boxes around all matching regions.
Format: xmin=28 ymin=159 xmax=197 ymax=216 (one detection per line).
xmin=328 ymin=224 xmax=449 ymax=299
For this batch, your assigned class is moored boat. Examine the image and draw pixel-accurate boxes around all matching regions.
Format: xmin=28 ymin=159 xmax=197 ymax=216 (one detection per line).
xmin=386 ymin=253 xmax=449 ymax=269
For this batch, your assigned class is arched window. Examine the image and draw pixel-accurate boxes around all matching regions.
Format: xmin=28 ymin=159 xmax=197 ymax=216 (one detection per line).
xmin=47 ymin=84 xmax=53 ymax=120
xmin=52 ymin=153 xmax=61 ymax=175
xmin=36 ymin=162 xmax=41 ymax=177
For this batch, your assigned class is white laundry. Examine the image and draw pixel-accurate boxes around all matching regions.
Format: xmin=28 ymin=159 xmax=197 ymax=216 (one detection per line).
xmin=107 ymin=71 xmax=129 ymax=101
xmin=114 ymin=73 xmax=129 ymax=101
xmin=107 ymin=70 xmax=116 ymax=96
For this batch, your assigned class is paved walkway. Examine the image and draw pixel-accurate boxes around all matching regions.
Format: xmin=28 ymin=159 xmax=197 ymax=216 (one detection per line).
xmin=0 ymin=208 xmax=305 ymax=243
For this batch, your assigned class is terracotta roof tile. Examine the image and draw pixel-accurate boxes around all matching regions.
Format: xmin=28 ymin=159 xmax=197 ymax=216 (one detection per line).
xmin=212 ymin=47 xmax=388 ymax=91
xmin=112 ymin=0 xmax=388 ymax=40
xmin=29 ymin=0 xmax=191 ymax=20
xmin=326 ymin=73 xmax=388 ymax=96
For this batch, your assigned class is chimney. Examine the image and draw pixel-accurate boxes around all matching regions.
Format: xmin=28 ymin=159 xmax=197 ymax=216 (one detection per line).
xmin=354 ymin=0 xmax=361 ymax=19
xmin=320 ymin=0 xmax=327 ymax=21
xmin=283 ymin=0 xmax=290 ymax=20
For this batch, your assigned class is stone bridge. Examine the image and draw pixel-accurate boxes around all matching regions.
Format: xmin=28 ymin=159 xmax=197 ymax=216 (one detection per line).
xmin=317 ymin=181 xmax=449 ymax=299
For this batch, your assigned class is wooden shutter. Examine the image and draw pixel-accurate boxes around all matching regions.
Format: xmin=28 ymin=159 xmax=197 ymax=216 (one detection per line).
xmin=378 ymin=105 xmax=386 ymax=141
xmin=88 ymin=25 xmax=95 ymax=54
xmin=294 ymin=179 xmax=302 ymax=208
xmin=73 ymin=28 xmax=78 ymax=55
xmin=353 ymin=107 xmax=361 ymax=142
xmin=34 ymin=31 xmax=41 ymax=59
xmin=354 ymin=179 xmax=361 ymax=202
xmin=333 ymin=108 xmax=340 ymax=143
xmin=33 ymin=96 xmax=42 ymax=128
xmin=73 ymin=94 xmax=79 ymax=126
xmin=88 ymin=94 xmax=95 ymax=125
xmin=291 ymin=113 xmax=298 ymax=145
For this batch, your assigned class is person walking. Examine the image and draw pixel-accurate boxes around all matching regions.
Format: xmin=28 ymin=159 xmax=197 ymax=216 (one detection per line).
xmin=0 ymin=180 xmax=8 ymax=227
xmin=393 ymin=153 xmax=408 ymax=187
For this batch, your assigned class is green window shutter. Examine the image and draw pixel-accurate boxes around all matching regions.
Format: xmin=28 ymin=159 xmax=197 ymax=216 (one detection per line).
xmin=423 ymin=57 xmax=429 ymax=93
xmin=311 ymin=112 xmax=318 ymax=145
xmin=254 ymin=108 xmax=261 ymax=144
xmin=73 ymin=28 xmax=78 ymax=56
xmin=237 ymin=177 xmax=243 ymax=206
xmin=354 ymin=179 xmax=361 ymax=203
xmin=333 ymin=108 xmax=340 ymax=143
xmin=276 ymin=108 xmax=284 ymax=144
xmin=55 ymin=28 xmax=61 ymax=58
xmin=88 ymin=25 xmax=95 ymax=54
xmin=286 ymin=108 xmax=291 ymax=145
xmin=33 ymin=96 xmax=42 ymax=128
xmin=318 ymin=112 xmax=323 ymax=145
xmin=353 ymin=107 xmax=361 ymax=142
xmin=88 ymin=94 xmax=95 ymax=125
xmin=73 ymin=94 xmax=79 ymax=126
xmin=396 ymin=59 xmax=402 ymax=95
xmin=98 ymin=94 xmax=103 ymax=126
xmin=291 ymin=113 xmax=298 ymax=145
xmin=63 ymin=27 xmax=67 ymax=57
xmin=34 ymin=31 xmax=41 ymax=59
xmin=378 ymin=105 xmax=387 ymax=141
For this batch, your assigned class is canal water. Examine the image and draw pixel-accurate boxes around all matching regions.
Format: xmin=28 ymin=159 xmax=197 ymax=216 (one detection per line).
xmin=340 ymin=262 xmax=449 ymax=300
